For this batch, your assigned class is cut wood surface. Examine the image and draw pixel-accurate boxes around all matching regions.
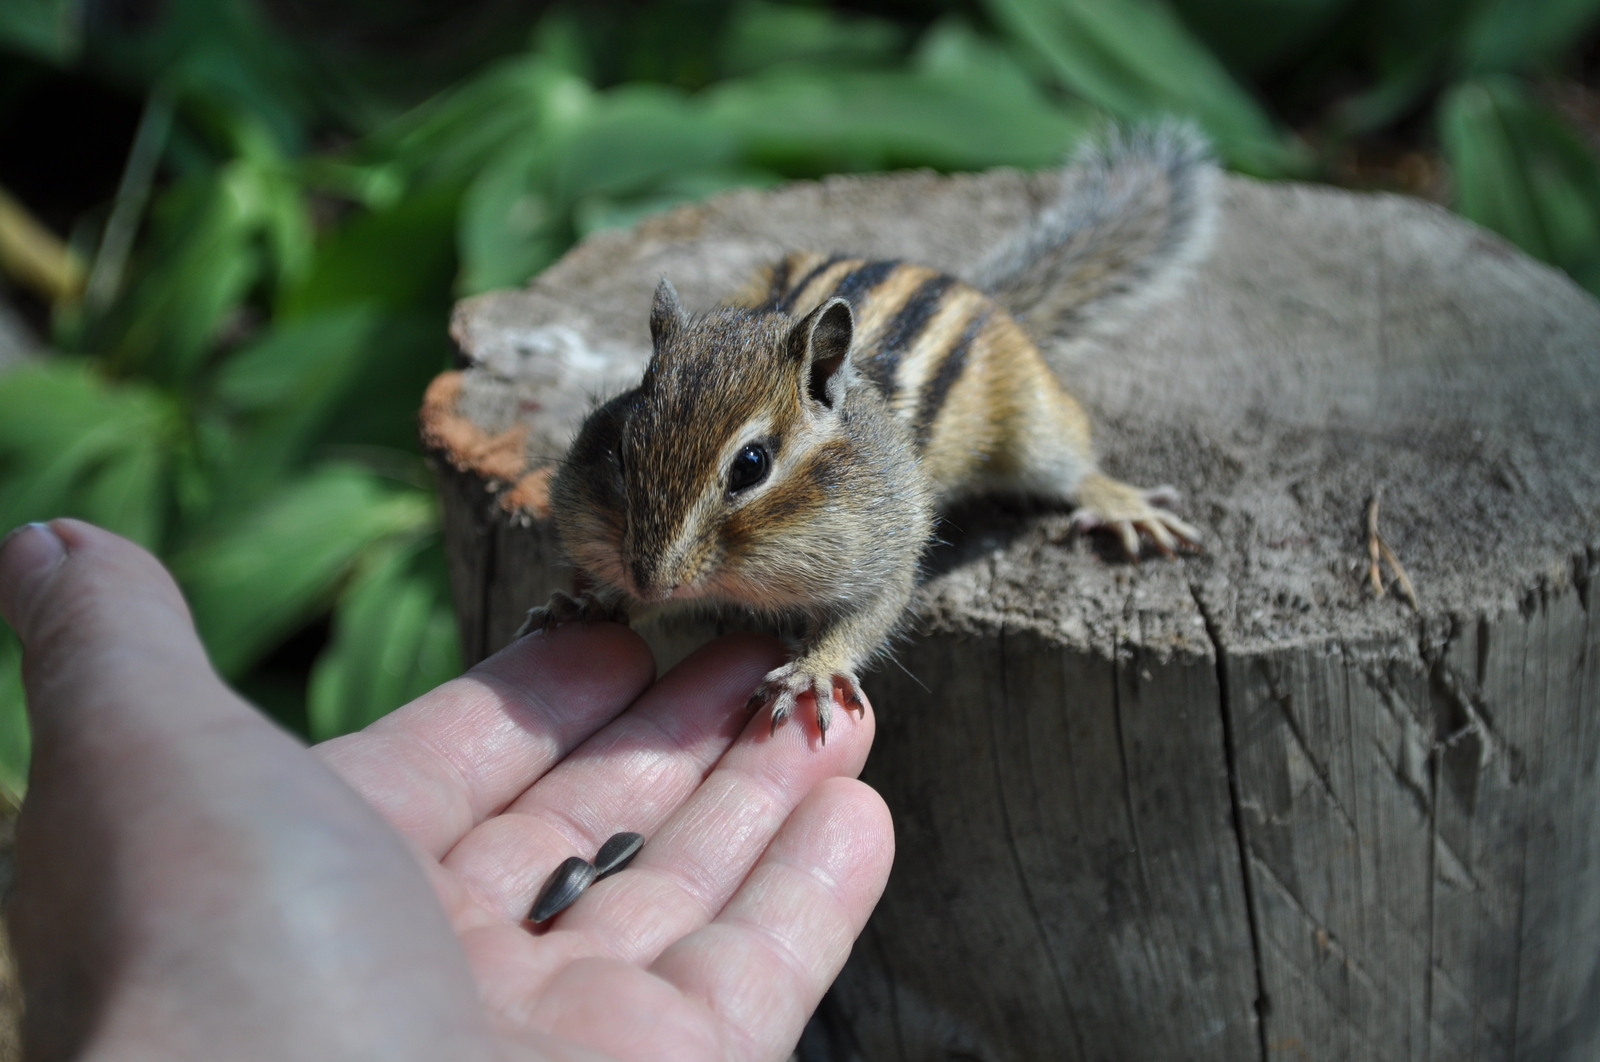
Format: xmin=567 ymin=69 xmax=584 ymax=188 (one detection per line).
xmin=425 ymin=168 xmax=1600 ymax=1062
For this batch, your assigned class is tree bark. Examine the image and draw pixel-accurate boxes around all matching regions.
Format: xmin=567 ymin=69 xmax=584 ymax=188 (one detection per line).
xmin=424 ymin=168 xmax=1600 ymax=1062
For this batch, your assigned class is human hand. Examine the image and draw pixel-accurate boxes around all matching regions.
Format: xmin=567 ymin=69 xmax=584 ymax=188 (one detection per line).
xmin=0 ymin=520 xmax=892 ymax=1062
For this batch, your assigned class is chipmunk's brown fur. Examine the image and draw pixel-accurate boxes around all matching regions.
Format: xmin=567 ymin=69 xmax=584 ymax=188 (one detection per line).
xmin=525 ymin=125 xmax=1213 ymax=740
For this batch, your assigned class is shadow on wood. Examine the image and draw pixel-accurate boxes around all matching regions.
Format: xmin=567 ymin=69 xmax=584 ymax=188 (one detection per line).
xmin=424 ymin=167 xmax=1600 ymax=1062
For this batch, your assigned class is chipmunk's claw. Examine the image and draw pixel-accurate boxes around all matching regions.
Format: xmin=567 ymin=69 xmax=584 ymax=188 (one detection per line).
xmin=516 ymin=590 xmax=629 ymax=638
xmin=747 ymin=663 xmax=866 ymax=744
xmin=1069 ymin=478 xmax=1202 ymax=561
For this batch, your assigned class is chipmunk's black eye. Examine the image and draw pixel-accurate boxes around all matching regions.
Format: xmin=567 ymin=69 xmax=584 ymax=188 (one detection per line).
xmin=727 ymin=443 xmax=769 ymax=493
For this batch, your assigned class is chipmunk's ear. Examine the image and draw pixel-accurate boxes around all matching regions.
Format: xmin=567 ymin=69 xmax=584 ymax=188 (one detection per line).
xmin=649 ymin=278 xmax=687 ymax=345
xmin=789 ymin=297 xmax=855 ymax=409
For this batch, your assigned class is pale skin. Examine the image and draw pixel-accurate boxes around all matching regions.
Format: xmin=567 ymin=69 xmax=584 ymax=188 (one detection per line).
xmin=0 ymin=519 xmax=892 ymax=1062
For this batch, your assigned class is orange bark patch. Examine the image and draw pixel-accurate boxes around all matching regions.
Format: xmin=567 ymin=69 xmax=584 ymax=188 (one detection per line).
xmin=419 ymin=370 xmax=531 ymax=483
xmin=501 ymin=465 xmax=554 ymax=519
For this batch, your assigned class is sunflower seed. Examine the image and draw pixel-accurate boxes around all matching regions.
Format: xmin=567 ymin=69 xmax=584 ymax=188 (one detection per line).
xmin=529 ymin=856 xmax=598 ymax=923
xmin=593 ymin=831 xmax=644 ymax=879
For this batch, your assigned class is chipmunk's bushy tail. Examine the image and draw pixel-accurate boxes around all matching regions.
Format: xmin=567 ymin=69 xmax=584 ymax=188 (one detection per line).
xmin=972 ymin=122 xmax=1218 ymax=339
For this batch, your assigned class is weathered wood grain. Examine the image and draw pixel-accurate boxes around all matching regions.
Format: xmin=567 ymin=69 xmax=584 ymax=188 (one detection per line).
xmin=427 ymin=166 xmax=1600 ymax=1061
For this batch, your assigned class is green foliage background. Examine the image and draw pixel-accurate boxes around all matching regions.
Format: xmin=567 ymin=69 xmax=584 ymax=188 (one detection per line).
xmin=1 ymin=0 xmax=1597 ymax=801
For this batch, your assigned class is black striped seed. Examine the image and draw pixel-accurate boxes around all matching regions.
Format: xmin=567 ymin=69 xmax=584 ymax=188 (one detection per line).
xmin=530 ymin=856 xmax=598 ymax=923
xmin=594 ymin=832 xmax=645 ymax=879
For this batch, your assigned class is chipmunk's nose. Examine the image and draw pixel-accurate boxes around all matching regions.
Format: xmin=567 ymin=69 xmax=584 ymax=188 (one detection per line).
xmin=628 ymin=558 xmax=679 ymax=602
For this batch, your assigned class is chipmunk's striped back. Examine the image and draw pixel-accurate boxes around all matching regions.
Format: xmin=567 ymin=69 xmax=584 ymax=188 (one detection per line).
xmin=741 ymin=250 xmax=1094 ymax=501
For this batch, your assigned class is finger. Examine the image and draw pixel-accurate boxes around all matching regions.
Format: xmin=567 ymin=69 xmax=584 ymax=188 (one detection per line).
xmin=0 ymin=520 xmax=200 ymax=738
xmin=0 ymin=521 xmax=493 ymax=1061
xmin=651 ymin=778 xmax=893 ymax=1061
xmin=317 ymin=622 xmax=656 ymax=859
xmin=513 ymin=779 xmax=893 ymax=1062
xmin=552 ymin=679 xmax=876 ymax=967
xmin=440 ymin=634 xmax=782 ymax=924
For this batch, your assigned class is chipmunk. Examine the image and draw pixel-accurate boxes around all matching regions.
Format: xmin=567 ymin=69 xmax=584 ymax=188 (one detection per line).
xmin=522 ymin=126 xmax=1214 ymax=740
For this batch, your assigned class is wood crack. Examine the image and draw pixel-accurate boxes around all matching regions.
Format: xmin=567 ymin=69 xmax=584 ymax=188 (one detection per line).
xmin=1191 ymin=580 xmax=1270 ymax=1062
xmin=991 ymin=627 xmax=1089 ymax=1062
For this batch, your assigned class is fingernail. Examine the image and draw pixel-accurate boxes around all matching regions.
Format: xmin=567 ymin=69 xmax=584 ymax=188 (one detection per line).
xmin=0 ymin=522 xmax=67 ymax=627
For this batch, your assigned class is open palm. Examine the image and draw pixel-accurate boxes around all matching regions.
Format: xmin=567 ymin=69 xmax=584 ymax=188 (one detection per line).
xmin=1 ymin=520 xmax=891 ymax=1062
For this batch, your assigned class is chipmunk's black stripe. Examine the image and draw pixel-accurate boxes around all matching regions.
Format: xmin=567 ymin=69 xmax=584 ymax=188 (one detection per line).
xmin=913 ymin=308 xmax=988 ymax=449
xmin=777 ymin=255 xmax=847 ymax=312
xmin=756 ymin=257 xmax=794 ymax=310
xmin=860 ymin=274 xmax=955 ymax=397
xmin=829 ymin=260 xmax=899 ymax=309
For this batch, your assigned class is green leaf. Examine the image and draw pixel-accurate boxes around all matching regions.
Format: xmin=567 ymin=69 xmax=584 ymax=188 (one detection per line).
xmin=549 ymin=85 xmax=737 ymax=204
xmin=982 ymin=0 xmax=1305 ymax=175
xmin=572 ymin=167 xmax=782 ymax=238
xmin=0 ymin=361 xmax=176 ymax=546
xmin=361 ymin=54 xmax=593 ymax=191
xmin=458 ymin=133 xmax=565 ymax=295
xmin=1440 ymin=80 xmax=1549 ymax=258
xmin=0 ymin=628 xmax=27 ymax=804
xmin=719 ymin=0 xmax=906 ymax=77
xmin=707 ymin=59 xmax=1093 ymax=176
xmin=171 ymin=466 xmax=435 ymax=678
xmin=307 ymin=536 xmax=460 ymax=741
xmin=102 ymin=0 xmax=316 ymax=154
xmin=458 ymin=83 xmax=738 ymax=293
xmin=1459 ymin=0 xmax=1600 ymax=74
xmin=0 ymin=0 xmax=81 ymax=63
xmin=88 ymin=163 xmax=267 ymax=382
xmin=1439 ymin=76 xmax=1600 ymax=290
xmin=208 ymin=308 xmax=386 ymax=499
xmin=280 ymin=185 xmax=459 ymax=318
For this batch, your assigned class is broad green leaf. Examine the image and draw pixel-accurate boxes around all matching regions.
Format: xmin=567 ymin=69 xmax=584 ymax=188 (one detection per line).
xmin=362 ymin=54 xmax=593 ymax=190
xmin=573 ymin=167 xmax=782 ymax=238
xmin=548 ymin=85 xmax=736 ymax=204
xmin=459 ymin=83 xmax=737 ymax=293
xmin=0 ymin=0 xmax=81 ymax=63
xmin=101 ymin=0 xmax=316 ymax=154
xmin=983 ymin=0 xmax=1305 ymax=175
xmin=308 ymin=536 xmax=460 ymax=741
xmin=1440 ymin=80 xmax=1548 ymax=258
xmin=89 ymin=143 xmax=314 ymax=384
xmin=208 ymin=308 xmax=385 ymax=498
xmin=280 ymin=186 xmax=459 ymax=318
xmin=0 ymin=629 xmax=27 ymax=803
xmin=214 ymin=308 xmax=382 ymax=414
xmin=458 ymin=133 xmax=566 ymax=295
xmin=0 ymin=361 xmax=175 ymax=546
xmin=719 ymin=0 xmax=906 ymax=77
xmin=708 ymin=62 xmax=1092 ymax=175
xmin=1460 ymin=0 xmax=1600 ymax=74
xmin=1440 ymin=77 xmax=1600 ymax=293
xmin=172 ymin=466 xmax=435 ymax=678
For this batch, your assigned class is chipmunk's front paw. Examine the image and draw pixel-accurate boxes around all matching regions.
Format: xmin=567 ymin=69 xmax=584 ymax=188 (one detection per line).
xmin=1069 ymin=473 xmax=1202 ymax=560
xmin=746 ymin=661 xmax=867 ymax=744
xmin=515 ymin=590 xmax=630 ymax=638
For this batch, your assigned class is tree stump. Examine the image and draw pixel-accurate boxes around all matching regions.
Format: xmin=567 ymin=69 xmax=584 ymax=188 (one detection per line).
xmin=422 ymin=168 xmax=1600 ymax=1062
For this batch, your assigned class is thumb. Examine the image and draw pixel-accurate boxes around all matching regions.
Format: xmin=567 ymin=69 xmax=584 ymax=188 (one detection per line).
xmin=2 ymin=522 xmax=498 ymax=1061
xmin=0 ymin=518 xmax=212 ymax=740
